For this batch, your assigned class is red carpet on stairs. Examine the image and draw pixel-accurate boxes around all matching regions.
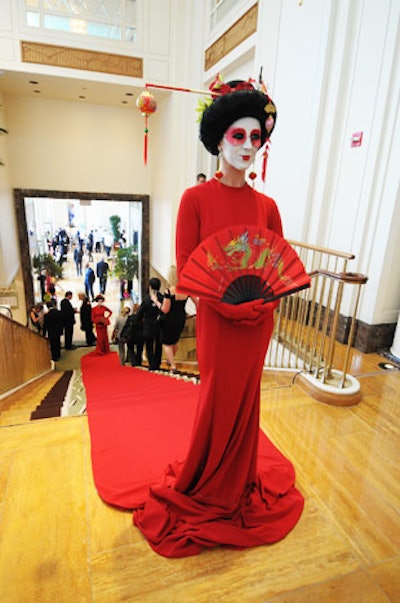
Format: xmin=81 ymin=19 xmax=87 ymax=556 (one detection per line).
xmin=81 ymin=352 xmax=199 ymax=508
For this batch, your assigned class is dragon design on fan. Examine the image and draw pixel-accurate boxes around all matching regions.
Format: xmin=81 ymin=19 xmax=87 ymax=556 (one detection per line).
xmin=222 ymin=230 xmax=285 ymax=274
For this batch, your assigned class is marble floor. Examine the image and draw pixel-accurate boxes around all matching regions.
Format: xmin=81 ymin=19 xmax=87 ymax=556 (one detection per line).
xmin=0 ymin=345 xmax=399 ymax=601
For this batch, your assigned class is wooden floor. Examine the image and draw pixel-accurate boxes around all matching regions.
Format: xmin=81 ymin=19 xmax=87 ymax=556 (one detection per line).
xmin=0 ymin=347 xmax=399 ymax=602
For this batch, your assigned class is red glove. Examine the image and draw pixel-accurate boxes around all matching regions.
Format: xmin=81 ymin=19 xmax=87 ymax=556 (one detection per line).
xmin=211 ymin=298 xmax=275 ymax=326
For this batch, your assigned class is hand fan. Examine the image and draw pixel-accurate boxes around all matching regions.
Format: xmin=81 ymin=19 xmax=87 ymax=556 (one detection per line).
xmin=178 ymin=225 xmax=310 ymax=304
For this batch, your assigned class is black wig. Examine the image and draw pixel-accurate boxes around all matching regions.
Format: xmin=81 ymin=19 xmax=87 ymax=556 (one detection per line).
xmin=199 ymin=80 xmax=277 ymax=156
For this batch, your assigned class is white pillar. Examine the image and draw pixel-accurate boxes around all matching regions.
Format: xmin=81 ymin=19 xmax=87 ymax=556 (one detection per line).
xmin=390 ymin=313 xmax=400 ymax=360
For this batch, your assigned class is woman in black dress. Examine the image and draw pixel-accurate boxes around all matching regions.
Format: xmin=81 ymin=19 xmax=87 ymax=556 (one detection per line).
xmin=161 ymin=266 xmax=188 ymax=372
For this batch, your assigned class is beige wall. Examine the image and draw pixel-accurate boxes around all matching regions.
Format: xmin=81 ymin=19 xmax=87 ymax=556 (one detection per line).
xmin=0 ymin=93 xmax=19 ymax=291
xmin=6 ymin=95 xmax=150 ymax=194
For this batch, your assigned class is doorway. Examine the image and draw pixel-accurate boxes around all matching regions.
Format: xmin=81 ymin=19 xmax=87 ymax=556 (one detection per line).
xmin=14 ymin=189 xmax=150 ymax=316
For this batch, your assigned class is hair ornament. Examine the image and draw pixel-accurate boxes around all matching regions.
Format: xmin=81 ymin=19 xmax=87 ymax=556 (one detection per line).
xmin=196 ymin=74 xmax=261 ymax=123
xmin=196 ymin=96 xmax=213 ymax=123
xmin=265 ymin=115 xmax=275 ymax=133
xmin=209 ymin=73 xmax=256 ymax=98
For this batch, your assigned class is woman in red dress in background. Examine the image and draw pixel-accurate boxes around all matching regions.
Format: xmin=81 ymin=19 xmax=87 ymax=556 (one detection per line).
xmin=134 ymin=79 xmax=304 ymax=557
xmin=91 ymin=294 xmax=112 ymax=355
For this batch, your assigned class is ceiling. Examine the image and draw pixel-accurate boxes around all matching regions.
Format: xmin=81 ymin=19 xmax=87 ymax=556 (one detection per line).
xmin=0 ymin=69 xmax=167 ymax=108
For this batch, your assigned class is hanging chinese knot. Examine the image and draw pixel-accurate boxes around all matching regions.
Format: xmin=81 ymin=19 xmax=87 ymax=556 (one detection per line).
xmin=136 ymin=90 xmax=157 ymax=165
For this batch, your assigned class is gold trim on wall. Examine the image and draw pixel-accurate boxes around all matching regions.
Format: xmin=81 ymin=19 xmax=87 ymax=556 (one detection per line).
xmin=205 ymin=3 xmax=258 ymax=72
xmin=21 ymin=41 xmax=143 ymax=78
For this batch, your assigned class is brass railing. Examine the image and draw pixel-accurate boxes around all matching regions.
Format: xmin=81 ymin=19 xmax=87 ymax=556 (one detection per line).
xmin=265 ymin=240 xmax=368 ymax=405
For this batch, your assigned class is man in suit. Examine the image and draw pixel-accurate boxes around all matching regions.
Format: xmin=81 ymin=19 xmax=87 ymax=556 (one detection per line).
xmin=60 ymin=291 xmax=77 ymax=350
xmin=123 ymin=303 xmax=144 ymax=366
xmin=73 ymin=246 xmax=83 ymax=276
xmin=84 ymin=263 xmax=95 ymax=301
xmin=43 ymin=301 xmax=64 ymax=361
xmin=137 ymin=278 xmax=164 ymax=371
xmin=96 ymin=257 xmax=109 ymax=295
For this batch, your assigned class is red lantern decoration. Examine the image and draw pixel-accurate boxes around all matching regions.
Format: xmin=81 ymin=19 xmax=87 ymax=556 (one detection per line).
xmin=136 ymin=90 xmax=157 ymax=165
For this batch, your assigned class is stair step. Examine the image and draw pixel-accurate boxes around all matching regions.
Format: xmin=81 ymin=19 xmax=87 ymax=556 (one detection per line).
xmin=30 ymin=371 xmax=73 ymax=421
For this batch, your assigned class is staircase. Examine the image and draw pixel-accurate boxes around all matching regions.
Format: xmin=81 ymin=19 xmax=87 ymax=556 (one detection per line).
xmin=31 ymin=371 xmax=73 ymax=420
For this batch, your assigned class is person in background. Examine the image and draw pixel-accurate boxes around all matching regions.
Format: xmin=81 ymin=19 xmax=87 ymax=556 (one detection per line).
xmin=123 ymin=303 xmax=144 ymax=367
xmin=94 ymin=228 xmax=102 ymax=253
xmin=112 ymin=306 xmax=131 ymax=365
xmin=137 ymin=277 xmax=164 ymax=370
xmin=45 ymin=271 xmax=57 ymax=302
xmin=43 ymin=300 xmax=64 ymax=362
xmin=196 ymin=172 xmax=206 ymax=184
xmin=78 ymin=293 xmax=96 ymax=346
xmin=60 ymin=290 xmax=77 ymax=350
xmin=91 ymin=294 xmax=112 ymax=355
xmin=37 ymin=273 xmax=46 ymax=300
xmin=86 ymin=230 xmax=94 ymax=261
xmin=84 ymin=263 xmax=95 ymax=301
xmin=96 ymin=256 xmax=109 ymax=295
xmin=160 ymin=265 xmax=188 ymax=373
xmin=73 ymin=246 xmax=83 ymax=276
xmin=103 ymin=230 xmax=114 ymax=257
xmin=30 ymin=303 xmax=45 ymax=335
xmin=120 ymin=278 xmax=133 ymax=301
xmin=119 ymin=230 xmax=127 ymax=248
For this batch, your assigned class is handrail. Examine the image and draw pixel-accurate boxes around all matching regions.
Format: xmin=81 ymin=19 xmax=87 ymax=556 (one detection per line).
xmin=0 ymin=313 xmax=51 ymax=397
xmin=0 ymin=304 xmax=13 ymax=318
xmin=287 ymin=240 xmax=355 ymax=260
xmin=309 ymin=269 xmax=368 ymax=385
xmin=265 ymin=240 xmax=368 ymax=405
xmin=309 ymin=269 xmax=368 ymax=284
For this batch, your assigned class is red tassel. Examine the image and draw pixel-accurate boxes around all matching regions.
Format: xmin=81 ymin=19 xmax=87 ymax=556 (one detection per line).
xmin=144 ymin=116 xmax=148 ymax=165
xmin=261 ymin=141 xmax=270 ymax=182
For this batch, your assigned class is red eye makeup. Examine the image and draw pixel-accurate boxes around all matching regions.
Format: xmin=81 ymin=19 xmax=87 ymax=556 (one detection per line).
xmin=225 ymin=127 xmax=262 ymax=148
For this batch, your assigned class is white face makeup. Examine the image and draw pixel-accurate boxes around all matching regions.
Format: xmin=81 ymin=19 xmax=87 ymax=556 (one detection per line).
xmin=220 ymin=117 xmax=261 ymax=171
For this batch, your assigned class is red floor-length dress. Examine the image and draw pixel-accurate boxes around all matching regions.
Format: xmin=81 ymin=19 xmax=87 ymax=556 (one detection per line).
xmin=134 ymin=179 xmax=304 ymax=557
xmin=91 ymin=305 xmax=112 ymax=355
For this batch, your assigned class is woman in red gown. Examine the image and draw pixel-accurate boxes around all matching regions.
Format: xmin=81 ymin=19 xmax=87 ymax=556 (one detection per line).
xmin=91 ymin=294 xmax=112 ymax=355
xmin=134 ymin=79 xmax=304 ymax=557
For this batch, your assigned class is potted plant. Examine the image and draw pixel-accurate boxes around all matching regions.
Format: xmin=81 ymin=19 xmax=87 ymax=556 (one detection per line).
xmin=33 ymin=253 xmax=63 ymax=301
xmin=33 ymin=253 xmax=63 ymax=279
xmin=113 ymin=246 xmax=139 ymax=301
xmin=109 ymin=215 xmax=122 ymax=248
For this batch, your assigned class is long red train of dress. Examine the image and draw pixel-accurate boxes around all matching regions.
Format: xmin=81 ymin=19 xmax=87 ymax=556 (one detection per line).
xmin=134 ymin=180 xmax=304 ymax=557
